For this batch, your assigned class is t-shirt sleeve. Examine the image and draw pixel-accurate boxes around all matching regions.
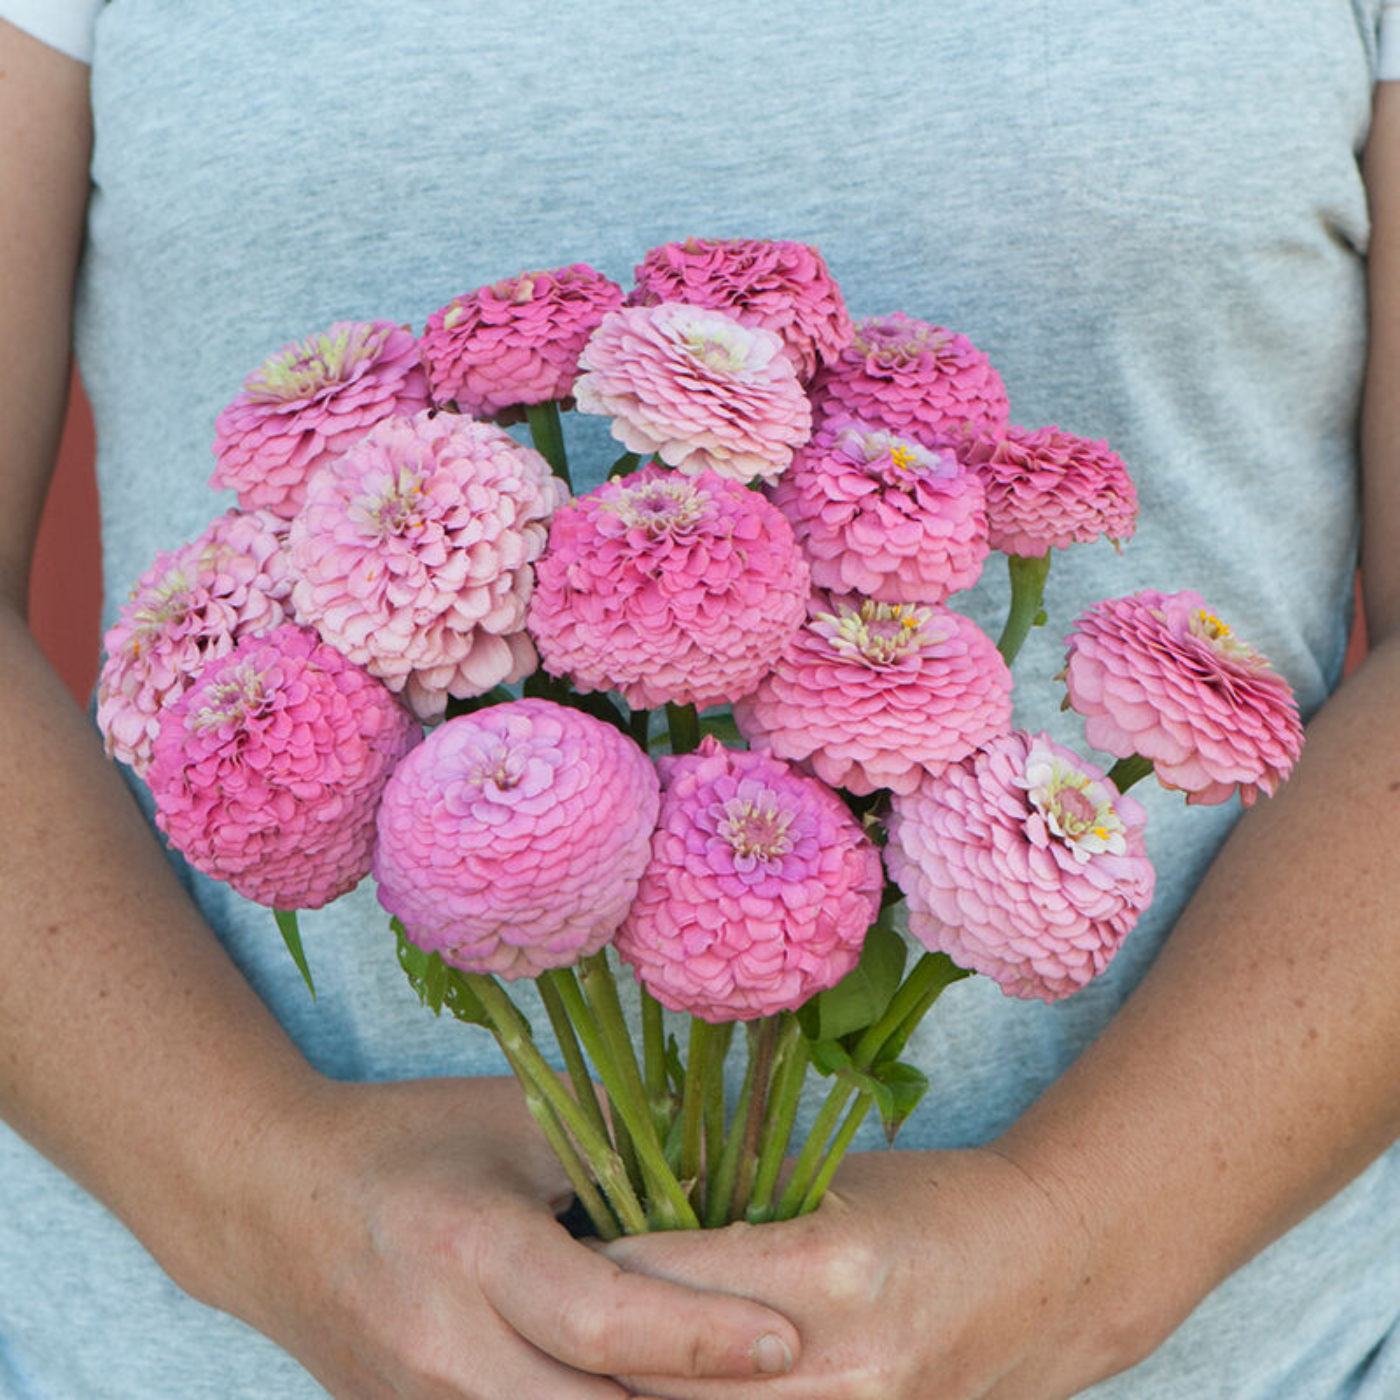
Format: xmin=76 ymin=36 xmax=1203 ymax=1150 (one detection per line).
xmin=1381 ymin=1 xmax=1400 ymax=81
xmin=0 ymin=0 xmax=102 ymax=63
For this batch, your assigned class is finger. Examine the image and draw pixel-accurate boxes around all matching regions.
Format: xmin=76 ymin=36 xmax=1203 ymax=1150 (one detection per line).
xmin=478 ymin=1218 xmax=799 ymax=1383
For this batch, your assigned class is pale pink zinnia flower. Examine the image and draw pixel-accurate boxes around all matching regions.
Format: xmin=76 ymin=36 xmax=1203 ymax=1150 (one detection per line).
xmin=573 ymin=302 xmax=812 ymax=484
xmin=1063 ymin=590 xmax=1303 ymax=806
xmin=736 ymin=596 xmax=1013 ymax=796
xmin=97 ymin=509 xmax=293 ymax=776
xmin=147 ymin=624 xmax=420 ymax=910
xmin=809 ymin=313 xmax=1009 ymax=447
xmin=630 ymin=236 xmax=851 ymax=383
xmin=964 ymin=425 xmax=1137 ymax=557
xmin=420 ymin=264 xmax=624 ymax=420
xmin=373 ymin=699 xmax=659 ymax=979
xmin=769 ymin=418 xmax=989 ymax=603
xmin=528 ymin=465 xmax=809 ymax=711
xmin=289 ymin=410 xmax=567 ymax=722
xmin=616 ymin=738 xmax=882 ymax=1022
xmin=886 ymin=731 xmax=1155 ymax=1002
xmin=211 ymin=320 xmax=428 ymax=519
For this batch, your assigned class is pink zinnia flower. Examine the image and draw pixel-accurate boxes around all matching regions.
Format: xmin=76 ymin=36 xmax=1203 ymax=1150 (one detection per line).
xmin=769 ymin=418 xmax=989 ymax=603
xmin=289 ymin=410 xmax=567 ymax=722
xmin=147 ymin=624 xmax=420 ymax=910
xmin=616 ymin=738 xmax=882 ymax=1022
xmin=886 ymin=731 xmax=1155 ymax=1002
xmin=97 ymin=509 xmax=293 ymax=776
xmin=420 ymin=264 xmax=624 ymax=420
xmin=573 ymin=302 xmax=812 ymax=484
xmin=963 ymin=425 xmax=1137 ymax=557
xmin=528 ymin=465 xmax=809 ymax=711
xmin=211 ymin=320 xmax=428 ymax=519
xmin=736 ymin=596 xmax=1012 ymax=796
xmin=631 ymin=236 xmax=851 ymax=383
xmin=1063 ymin=590 xmax=1303 ymax=806
xmin=373 ymin=699 xmax=659 ymax=979
xmin=809 ymin=313 xmax=1008 ymax=447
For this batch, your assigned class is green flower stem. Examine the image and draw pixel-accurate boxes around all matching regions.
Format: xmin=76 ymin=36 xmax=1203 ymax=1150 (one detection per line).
xmin=773 ymin=1079 xmax=856 ymax=1221
xmin=641 ymin=989 xmax=672 ymax=1140
xmin=854 ymin=952 xmax=968 ymax=1068
xmin=494 ymin=1035 xmax=621 ymax=1241
xmin=536 ymin=972 xmax=611 ymax=1147
xmin=704 ymin=1031 xmax=759 ymax=1228
xmin=575 ymin=955 xmax=700 ymax=1230
xmin=729 ymin=1016 xmax=785 ymax=1223
xmin=525 ymin=401 xmax=571 ymax=489
xmin=746 ymin=1024 xmax=809 ymax=1224
xmin=703 ymin=1022 xmax=734 ymax=1205
xmin=797 ymin=1091 xmax=874 ymax=1217
xmin=1107 ymin=753 xmax=1155 ymax=794
xmin=996 ymin=553 xmax=1053 ymax=667
xmin=461 ymin=973 xmax=649 ymax=1236
xmin=629 ymin=706 xmax=652 ymax=750
xmin=679 ymin=1018 xmax=718 ymax=1205
xmin=665 ymin=702 xmax=701 ymax=756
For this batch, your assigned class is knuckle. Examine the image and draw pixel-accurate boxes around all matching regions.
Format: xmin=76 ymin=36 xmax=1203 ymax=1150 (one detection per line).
xmin=557 ymin=1299 xmax=614 ymax=1372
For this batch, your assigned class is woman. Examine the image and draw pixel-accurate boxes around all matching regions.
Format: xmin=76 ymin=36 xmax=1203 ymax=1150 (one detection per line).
xmin=1 ymin=3 xmax=1397 ymax=1396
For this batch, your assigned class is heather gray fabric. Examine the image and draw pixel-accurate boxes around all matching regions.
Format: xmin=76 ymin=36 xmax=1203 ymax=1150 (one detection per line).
xmin=2 ymin=2 xmax=1397 ymax=1395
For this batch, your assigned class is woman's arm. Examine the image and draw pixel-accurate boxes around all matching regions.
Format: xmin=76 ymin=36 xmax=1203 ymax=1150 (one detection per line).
xmin=0 ymin=22 xmax=799 ymax=1398
xmin=600 ymin=82 xmax=1400 ymax=1400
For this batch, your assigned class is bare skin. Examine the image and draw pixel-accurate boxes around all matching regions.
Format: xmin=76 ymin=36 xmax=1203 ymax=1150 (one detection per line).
xmin=601 ymin=84 xmax=1400 ymax=1400
xmin=0 ymin=22 xmax=800 ymax=1399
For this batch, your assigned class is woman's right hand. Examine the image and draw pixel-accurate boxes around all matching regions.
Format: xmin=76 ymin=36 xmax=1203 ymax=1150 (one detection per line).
xmin=185 ymin=1074 xmax=800 ymax=1400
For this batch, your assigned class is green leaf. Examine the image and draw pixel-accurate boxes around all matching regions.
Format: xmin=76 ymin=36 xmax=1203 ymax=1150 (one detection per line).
xmin=522 ymin=671 xmax=630 ymax=735
xmin=273 ymin=907 xmax=316 ymax=1000
xmin=696 ymin=708 xmax=744 ymax=747
xmin=868 ymin=1061 xmax=929 ymax=1146
xmin=443 ymin=685 xmax=516 ymax=721
xmin=800 ymin=917 xmax=908 ymax=1041
xmin=806 ymin=1038 xmax=853 ymax=1077
xmin=1032 ymin=608 xmax=1049 ymax=628
xmin=608 ymin=451 xmax=642 ymax=479
xmin=664 ymin=1032 xmax=686 ymax=1099
xmin=393 ymin=919 xmax=490 ymax=1027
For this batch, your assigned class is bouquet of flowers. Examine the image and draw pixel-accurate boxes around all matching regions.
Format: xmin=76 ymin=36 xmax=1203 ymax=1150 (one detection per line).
xmin=96 ymin=237 xmax=1305 ymax=1239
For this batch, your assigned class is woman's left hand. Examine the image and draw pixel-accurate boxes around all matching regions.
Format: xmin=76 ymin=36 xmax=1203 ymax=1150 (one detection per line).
xmin=602 ymin=1146 xmax=1138 ymax=1400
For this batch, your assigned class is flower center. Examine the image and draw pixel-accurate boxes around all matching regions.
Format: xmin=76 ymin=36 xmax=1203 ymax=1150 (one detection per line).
xmin=470 ymin=740 xmax=526 ymax=792
xmin=1188 ymin=606 xmax=1263 ymax=667
xmin=717 ymin=792 xmax=795 ymax=863
xmin=608 ymin=478 xmax=708 ymax=534
xmin=355 ymin=467 xmax=428 ymax=538
xmin=129 ymin=570 xmax=194 ymax=647
xmin=854 ymin=318 xmax=947 ymax=367
xmin=836 ymin=425 xmax=951 ymax=481
xmin=812 ymin=599 xmax=935 ymax=666
xmin=244 ymin=323 xmax=389 ymax=403
xmin=193 ymin=662 xmax=271 ymax=731
xmin=681 ymin=324 xmax=748 ymax=375
xmin=1022 ymin=747 xmax=1127 ymax=863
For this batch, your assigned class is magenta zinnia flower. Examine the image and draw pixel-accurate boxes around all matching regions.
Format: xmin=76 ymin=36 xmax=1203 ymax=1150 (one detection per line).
xmin=1063 ymin=590 xmax=1303 ymax=806
xmin=736 ymin=597 xmax=1012 ymax=796
xmin=147 ymin=624 xmax=420 ymax=910
xmin=421 ymin=265 xmax=624 ymax=420
xmin=631 ymin=236 xmax=851 ymax=383
xmin=528 ymin=466 xmax=809 ymax=710
xmin=964 ymin=425 xmax=1137 ymax=557
xmin=373 ymin=699 xmax=660 ymax=979
xmin=211 ymin=320 xmax=428 ymax=519
xmin=770 ymin=418 xmax=989 ymax=603
xmin=615 ymin=738 xmax=882 ymax=1022
xmin=886 ymin=731 xmax=1155 ymax=1002
xmin=809 ymin=313 xmax=1008 ymax=447
xmin=289 ymin=410 xmax=567 ymax=722
xmin=98 ymin=509 xmax=294 ymax=776
xmin=573 ymin=303 xmax=812 ymax=484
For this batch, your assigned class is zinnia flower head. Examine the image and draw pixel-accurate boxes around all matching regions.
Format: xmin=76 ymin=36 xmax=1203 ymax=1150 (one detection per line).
xmin=420 ymin=264 xmax=624 ymax=420
xmin=289 ymin=410 xmax=567 ymax=722
xmin=809 ymin=313 xmax=1009 ymax=447
xmin=886 ymin=730 xmax=1155 ymax=1002
xmin=573 ymin=302 xmax=812 ymax=484
xmin=147 ymin=624 xmax=421 ymax=910
xmin=769 ymin=417 xmax=989 ymax=602
xmin=736 ymin=596 xmax=1013 ymax=795
xmin=97 ymin=509 xmax=294 ymax=776
xmin=630 ymin=236 xmax=851 ymax=383
xmin=373 ymin=699 xmax=659 ymax=979
xmin=1063 ymin=590 xmax=1303 ymax=806
xmin=615 ymin=738 xmax=882 ymax=1022
xmin=211 ymin=320 xmax=428 ymax=519
xmin=529 ymin=465 xmax=809 ymax=710
xmin=964 ymin=425 xmax=1137 ymax=557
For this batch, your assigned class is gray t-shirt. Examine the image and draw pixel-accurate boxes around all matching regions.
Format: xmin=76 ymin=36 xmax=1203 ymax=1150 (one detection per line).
xmin=3 ymin=3 xmax=1397 ymax=1396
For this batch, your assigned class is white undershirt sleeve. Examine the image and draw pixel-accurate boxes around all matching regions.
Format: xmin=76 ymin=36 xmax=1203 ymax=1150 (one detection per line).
xmin=0 ymin=0 xmax=101 ymax=63
xmin=1380 ymin=1 xmax=1400 ymax=81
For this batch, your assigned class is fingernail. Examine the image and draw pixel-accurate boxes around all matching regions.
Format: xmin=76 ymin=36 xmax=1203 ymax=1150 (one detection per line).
xmin=751 ymin=1332 xmax=793 ymax=1376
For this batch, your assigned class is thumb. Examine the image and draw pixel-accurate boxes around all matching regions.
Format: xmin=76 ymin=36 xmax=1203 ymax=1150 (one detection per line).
xmin=478 ymin=1213 xmax=799 ymax=1382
